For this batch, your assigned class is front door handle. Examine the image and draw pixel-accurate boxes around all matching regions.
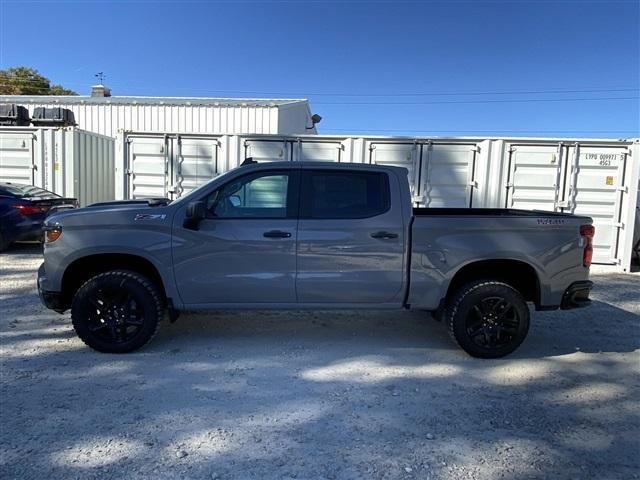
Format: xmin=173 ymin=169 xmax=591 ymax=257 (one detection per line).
xmin=263 ymin=230 xmax=292 ymax=238
xmin=370 ymin=231 xmax=398 ymax=240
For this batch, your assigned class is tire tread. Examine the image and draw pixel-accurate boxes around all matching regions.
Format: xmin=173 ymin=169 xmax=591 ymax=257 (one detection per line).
xmin=71 ymin=270 xmax=163 ymax=353
xmin=445 ymin=280 xmax=529 ymax=358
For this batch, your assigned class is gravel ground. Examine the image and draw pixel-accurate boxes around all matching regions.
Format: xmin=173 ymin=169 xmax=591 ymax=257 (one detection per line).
xmin=1 ymin=243 xmax=638 ymax=480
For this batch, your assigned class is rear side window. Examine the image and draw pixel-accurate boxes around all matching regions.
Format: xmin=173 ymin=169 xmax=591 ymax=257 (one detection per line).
xmin=300 ymin=170 xmax=390 ymax=219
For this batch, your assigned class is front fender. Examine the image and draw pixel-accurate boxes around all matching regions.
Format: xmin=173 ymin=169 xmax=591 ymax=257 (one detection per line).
xmin=42 ymin=229 xmax=180 ymax=307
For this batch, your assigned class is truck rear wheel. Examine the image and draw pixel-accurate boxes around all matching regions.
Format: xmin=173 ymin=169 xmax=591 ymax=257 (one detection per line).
xmin=71 ymin=270 xmax=163 ymax=353
xmin=446 ymin=280 xmax=529 ymax=358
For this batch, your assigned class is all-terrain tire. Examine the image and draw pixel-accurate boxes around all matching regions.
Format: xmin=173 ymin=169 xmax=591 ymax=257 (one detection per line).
xmin=446 ymin=280 xmax=530 ymax=359
xmin=71 ymin=270 xmax=164 ymax=353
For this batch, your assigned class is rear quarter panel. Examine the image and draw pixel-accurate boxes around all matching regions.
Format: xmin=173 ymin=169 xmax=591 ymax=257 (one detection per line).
xmin=408 ymin=214 xmax=592 ymax=309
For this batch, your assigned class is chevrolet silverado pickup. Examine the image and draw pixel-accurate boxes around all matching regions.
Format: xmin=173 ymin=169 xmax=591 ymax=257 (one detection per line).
xmin=37 ymin=160 xmax=594 ymax=358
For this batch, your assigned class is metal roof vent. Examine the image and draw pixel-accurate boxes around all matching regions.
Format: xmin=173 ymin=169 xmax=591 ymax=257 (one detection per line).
xmin=91 ymin=84 xmax=111 ymax=97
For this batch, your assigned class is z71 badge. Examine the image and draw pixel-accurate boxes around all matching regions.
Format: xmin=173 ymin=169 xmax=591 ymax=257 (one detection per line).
xmin=134 ymin=214 xmax=167 ymax=221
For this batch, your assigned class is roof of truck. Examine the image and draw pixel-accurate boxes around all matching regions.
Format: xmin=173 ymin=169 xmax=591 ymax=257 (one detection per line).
xmin=239 ymin=160 xmax=408 ymax=172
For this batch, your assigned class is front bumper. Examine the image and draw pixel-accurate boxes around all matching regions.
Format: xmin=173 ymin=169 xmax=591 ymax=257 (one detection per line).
xmin=560 ymin=280 xmax=593 ymax=310
xmin=37 ymin=263 xmax=67 ymax=313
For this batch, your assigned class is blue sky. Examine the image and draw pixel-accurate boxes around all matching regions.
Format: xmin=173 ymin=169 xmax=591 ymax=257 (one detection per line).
xmin=0 ymin=0 xmax=638 ymax=137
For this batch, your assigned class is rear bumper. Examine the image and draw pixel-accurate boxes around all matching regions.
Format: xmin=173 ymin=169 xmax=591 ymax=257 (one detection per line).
xmin=560 ymin=280 xmax=593 ymax=310
xmin=37 ymin=263 xmax=67 ymax=313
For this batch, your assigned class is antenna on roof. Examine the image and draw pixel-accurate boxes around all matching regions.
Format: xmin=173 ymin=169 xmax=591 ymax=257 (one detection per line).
xmin=241 ymin=157 xmax=257 ymax=166
xmin=95 ymin=72 xmax=106 ymax=84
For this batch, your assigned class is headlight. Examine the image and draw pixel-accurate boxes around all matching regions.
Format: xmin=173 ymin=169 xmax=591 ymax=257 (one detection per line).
xmin=44 ymin=226 xmax=62 ymax=243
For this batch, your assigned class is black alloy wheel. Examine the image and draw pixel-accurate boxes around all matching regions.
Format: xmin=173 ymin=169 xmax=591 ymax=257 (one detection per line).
xmin=71 ymin=270 xmax=163 ymax=353
xmin=466 ymin=296 xmax=520 ymax=349
xmin=446 ymin=280 xmax=530 ymax=358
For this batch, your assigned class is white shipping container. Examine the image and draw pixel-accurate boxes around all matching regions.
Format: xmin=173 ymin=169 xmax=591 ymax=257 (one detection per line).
xmin=0 ymin=126 xmax=115 ymax=206
xmin=0 ymin=129 xmax=39 ymax=186
xmin=114 ymin=131 xmax=639 ymax=272
xmin=499 ymin=140 xmax=639 ymax=267
xmin=115 ymin=133 xmax=225 ymax=200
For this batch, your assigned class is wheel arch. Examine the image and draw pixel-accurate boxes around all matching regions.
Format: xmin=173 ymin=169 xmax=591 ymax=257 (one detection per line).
xmin=61 ymin=253 xmax=167 ymax=307
xmin=444 ymin=259 xmax=541 ymax=307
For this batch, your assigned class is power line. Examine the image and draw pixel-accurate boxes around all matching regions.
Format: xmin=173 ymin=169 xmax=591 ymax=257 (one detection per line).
xmin=314 ymin=96 xmax=639 ymax=105
xmin=1 ymin=84 xmax=635 ymax=106
xmin=118 ymin=87 xmax=639 ymax=97
xmin=0 ymin=74 xmax=638 ymax=97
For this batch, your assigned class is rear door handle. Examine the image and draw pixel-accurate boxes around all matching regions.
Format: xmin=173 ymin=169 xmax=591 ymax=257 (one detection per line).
xmin=263 ymin=230 xmax=292 ymax=238
xmin=370 ymin=231 xmax=398 ymax=239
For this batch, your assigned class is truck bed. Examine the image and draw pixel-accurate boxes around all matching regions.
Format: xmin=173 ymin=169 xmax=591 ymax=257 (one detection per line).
xmin=407 ymin=208 xmax=592 ymax=310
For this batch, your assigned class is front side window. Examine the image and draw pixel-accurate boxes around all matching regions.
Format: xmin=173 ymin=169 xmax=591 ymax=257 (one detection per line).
xmin=205 ymin=171 xmax=289 ymax=218
xmin=300 ymin=170 xmax=390 ymax=219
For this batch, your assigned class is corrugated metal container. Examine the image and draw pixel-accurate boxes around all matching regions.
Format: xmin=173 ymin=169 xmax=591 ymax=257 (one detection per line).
xmin=0 ymin=96 xmax=316 ymax=137
xmin=496 ymin=139 xmax=639 ymax=268
xmin=0 ymin=129 xmax=38 ymax=185
xmin=114 ymin=132 xmax=223 ymax=200
xmin=0 ymin=126 xmax=115 ymax=206
xmin=116 ymin=131 xmax=640 ymax=272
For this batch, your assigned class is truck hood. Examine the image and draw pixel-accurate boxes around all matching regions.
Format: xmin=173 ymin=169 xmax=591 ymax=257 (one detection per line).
xmin=87 ymin=198 xmax=171 ymax=208
xmin=44 ymin=198 xmax=173 ymax=227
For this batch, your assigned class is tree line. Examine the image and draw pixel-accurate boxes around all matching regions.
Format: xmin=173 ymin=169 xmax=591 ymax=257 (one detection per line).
xmin=0 ymin=66 xmax=77 ymax=95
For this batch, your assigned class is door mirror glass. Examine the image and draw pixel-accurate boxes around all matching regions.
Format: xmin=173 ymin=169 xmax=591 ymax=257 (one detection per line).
xmin=229 ymin=195 xmax=241 ymax=207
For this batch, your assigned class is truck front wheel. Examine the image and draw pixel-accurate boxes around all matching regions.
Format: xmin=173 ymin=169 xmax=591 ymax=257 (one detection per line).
xmin=71 ymin=270 xmax=163 ymax=353
xmin=446 ymin=280 xmax=530 ymax=358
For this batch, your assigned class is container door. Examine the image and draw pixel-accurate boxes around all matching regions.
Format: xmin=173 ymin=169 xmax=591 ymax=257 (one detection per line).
xmin=244 ymin=139 xmax=291 ymax=163
xmin=369 ymin=142 xmax=420 ymax=202
xmin=174 ymin=136 xmax=219 ymax=198
xmin=0 ymin=132 xmax=36 ymax=185
xmin=421 ymin=144 xmax=478 ymax=207
xmin=505 ymin=144 xmax=567 ymax=211
xmin=294 ymin=140 xmax=343 ymax=163
xmin=126 ymin=136 xmax=170 ymax=199
xmin=565 ymin=145 xmax=629 ymax=264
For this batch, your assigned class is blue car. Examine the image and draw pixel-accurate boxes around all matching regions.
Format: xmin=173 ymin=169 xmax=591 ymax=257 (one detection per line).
xmin=0 ymin=182 xmax=78 ymax=251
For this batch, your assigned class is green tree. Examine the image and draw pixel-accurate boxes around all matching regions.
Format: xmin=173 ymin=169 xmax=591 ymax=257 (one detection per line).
xmin=0 ymin=66 xmax=77 ymax=95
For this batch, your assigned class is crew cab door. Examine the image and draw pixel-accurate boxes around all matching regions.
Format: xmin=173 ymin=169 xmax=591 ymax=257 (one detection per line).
xmin=296 ymin=167 xmax=406 ymax=304
xmin=172 ymin=168 xmax=299 ymax=305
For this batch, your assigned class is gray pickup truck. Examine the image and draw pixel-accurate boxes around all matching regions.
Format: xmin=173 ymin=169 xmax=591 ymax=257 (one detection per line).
xmin=38 ymin=160 xmax=594 ymax=358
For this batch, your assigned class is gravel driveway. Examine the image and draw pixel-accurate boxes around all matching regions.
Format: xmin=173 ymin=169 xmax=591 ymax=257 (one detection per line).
xmin=1 ymin=244 xmax=638 ymax=480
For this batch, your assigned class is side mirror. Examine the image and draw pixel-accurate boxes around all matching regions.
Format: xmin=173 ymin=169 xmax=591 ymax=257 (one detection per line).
xmin=183 ymin=201 xmax=207 ymax=230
